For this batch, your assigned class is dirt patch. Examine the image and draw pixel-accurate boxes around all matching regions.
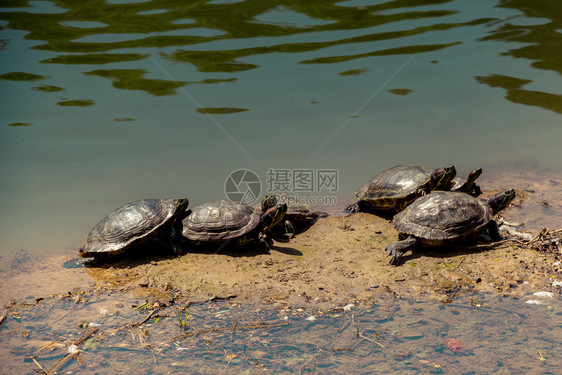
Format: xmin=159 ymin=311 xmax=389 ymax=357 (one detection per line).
xmin=0 ymin=250 xmax=92 ymax=307
xmin=84 ymin=191 xmax=561 ymax=309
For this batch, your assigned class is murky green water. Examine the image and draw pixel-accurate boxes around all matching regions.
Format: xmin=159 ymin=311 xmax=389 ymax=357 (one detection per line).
xmin=1 ymin=0 xmax=561 ymax=256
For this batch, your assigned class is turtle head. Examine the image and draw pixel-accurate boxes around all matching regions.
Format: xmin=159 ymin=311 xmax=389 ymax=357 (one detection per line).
xmin=487 ymin=189 xmax=516 ymax=215
xmin=426 ymin=165 xmax=456 ymax=192
xmin=176 ymin=198 xmax=190 ymax=217
xmin=260 ymin=203 xmax=288 ymax=232
xmin=466 ymin=168 xmax=483 ymax=183
xmin=261 ymin=194 xmax=278 ymax=212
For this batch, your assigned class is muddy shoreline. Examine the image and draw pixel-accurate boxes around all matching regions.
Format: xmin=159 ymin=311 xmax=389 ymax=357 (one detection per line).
xmin=1 ymin=183 xmax=561 ymax=311
xmin=85 ymin=207 xmax=560 ymax=307
xmin=1 ymin=185 xmax=561 ymax=373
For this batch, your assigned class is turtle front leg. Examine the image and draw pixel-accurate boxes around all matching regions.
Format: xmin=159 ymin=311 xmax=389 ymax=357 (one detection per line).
xmin=471 ymin=185 xmax=482 ymax=197
xmin=385 ymin=236 xmax=418 ymax=265
xmin=257 ymin=233 xmax=272 ymax=254
xmin=168 ymin=226 xmax=183 ymax=256
xmin=284 ymin=219 xmax=295 ymax=239
xmin=345 ymin=202 xmax=360 ymax=214
xmin=487 ymin=220 xmax=502 ymax=241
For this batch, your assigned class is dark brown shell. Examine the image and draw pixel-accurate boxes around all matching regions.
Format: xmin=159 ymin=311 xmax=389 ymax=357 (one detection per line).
xmin=266 ymin=193 xmax=327 ymax=222
xmin=182 ymin=200 xmax=260 ymax=242
xmin=355 ymin=165 xmax=435 ymax=209
xmin=392 ymin=191 xmax=492 ymax=244
xmin=79 ymin=199 xmax=181 ymax=258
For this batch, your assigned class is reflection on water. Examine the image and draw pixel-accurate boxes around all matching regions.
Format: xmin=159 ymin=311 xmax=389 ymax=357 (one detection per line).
xmin=1 ymin=1 xmax=561 ymax=258
xmin=476 ymin=0 xmax=562 ymax=114
xmin=0 ymin=288 xmax=560 ymax=373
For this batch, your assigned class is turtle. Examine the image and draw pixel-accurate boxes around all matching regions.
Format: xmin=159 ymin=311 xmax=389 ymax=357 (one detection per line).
xmin=385 ymin=189 xmax=516 ymax=265
xmin=75 ymin=198 xmax=189 ymax=266
xmin=181 ymin=197 xmax=287 ymax=252
xmin=345 ymin=165 xmax=457 ymax=214
xmin=262 ymin=194 xmax=328 ymax=239
xmin=442 ymin=168 xmax=483 ymax=196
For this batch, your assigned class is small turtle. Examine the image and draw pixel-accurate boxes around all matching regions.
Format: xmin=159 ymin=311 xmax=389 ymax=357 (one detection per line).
xmin=75 ymin=198 xmax=189 ymax=266
xmin=443 ymin=168 xmax=483 ymax=196
xmin=385 ymin=189 xmax=516 ymax=265
xmin=346 ymin=165 xmax=457 ymax=214
xmin=263 ymin=194 xmax=328 ymax=239
xmin=181 ymin=197 xmax=287 ymax=252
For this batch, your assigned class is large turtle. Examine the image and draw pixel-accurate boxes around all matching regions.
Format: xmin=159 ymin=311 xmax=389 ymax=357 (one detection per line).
xmin=76 ymin=198 xmax=189 ymax=266
xmin=181 ymin=197 xmax=287 ymax=252
xmin=345 ymin=165 xmax=457 ymax=214
xmin=385 ymin=189 xmax=516 ymax=265
xmin=262 ymin=194 xmax=328 ymax=239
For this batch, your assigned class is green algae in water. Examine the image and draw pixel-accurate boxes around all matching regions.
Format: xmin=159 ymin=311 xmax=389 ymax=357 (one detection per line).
xmin=339 ymin=68 xmax=368 ymax=76
xmin=113 ymin=118 xmax=136 ymax=122
xmin=31 ymin=85 xmax=65 ymax=92
xmin=41 ymin=53 xmax=149 ymax=65
xmin=84 ymin=69 xmax=186 ymax=96
xmin=8 ymin=122 xmax=32 ymax=127
xmin=57 ymin=99 xmax=95 ymax=107
xmin=197 ymin=107 xmax=249 ymax=114
xmin=0 ymin=72 xmax=49 ymax=81
xmin=388 ymin=88 xmax=414 ymax=96
xmin=201 ymin=78 xmax=237 ymax=84
xmin=476 ymin=74 xmax=562 ymax=114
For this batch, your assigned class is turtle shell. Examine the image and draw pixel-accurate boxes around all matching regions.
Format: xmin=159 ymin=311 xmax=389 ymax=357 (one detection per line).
xmin=265 ymin=193 xmax=327 ymax=222
xmin=182 ymin=200 xmax=261 ymax=242
xmin=392 ymin=191 xmax=492 ymax=244
xmin=79 ymin=198 xmax=183 ymax=259
xmin=287 ymin=203 xmax=315 ymax=219
xmin=285 ymin=204 xmax=327 ymax=222
xmin=355 ymin=165 xmax=437 ymax=209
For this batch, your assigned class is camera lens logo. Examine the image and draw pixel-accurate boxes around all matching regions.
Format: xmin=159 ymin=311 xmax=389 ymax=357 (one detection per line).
xmin=224 ymin=169 xmax=261 ymax=205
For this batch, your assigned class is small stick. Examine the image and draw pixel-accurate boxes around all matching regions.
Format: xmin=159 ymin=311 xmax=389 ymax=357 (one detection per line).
xmin=43 ymin=327 xmax=98 ymax=374
xmin=74 ymin=327 xmax=99 ymax=346
xmin=453 ymin=255 xmax=469 ymax=270
xmin=116 ymin=309 xmax=161 ymax=332
xmin=30 ymin=340 xmax=64 ymax=358
xmin=46 ymin=345 xmax=80 ymax=375
xmin=359 ymin=333 xmax=385 ymax=348
xmin=298 ymin=347 xmax=323 ymax=375
xmin=32 ymin=357 xmax=48 ymax=374
xmin=169 ymin=321 xmax=288 ymax=342
xmin=130 ymin=309 xmax=158 ymax=328
xmin=0 ymin=309 xmax=7 ymax=327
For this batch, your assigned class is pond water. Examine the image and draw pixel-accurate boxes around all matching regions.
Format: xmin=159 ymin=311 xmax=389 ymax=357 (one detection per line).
xmin=1 ymin=0 xmax=561 ymax=257
xmin=0 ymin=287 xmax=560 ymax=374
xmin=1 ymin=1 xmax=561 ymax=372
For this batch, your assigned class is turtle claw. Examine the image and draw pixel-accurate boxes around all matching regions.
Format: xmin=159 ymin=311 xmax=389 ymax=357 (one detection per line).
xmin=345 ymin=203 xmax=359 ymax=214
xmin=385 ymin=237 xmax=417 ymax=266
xmin=385 ymin=244 xmax=403 ymax=265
